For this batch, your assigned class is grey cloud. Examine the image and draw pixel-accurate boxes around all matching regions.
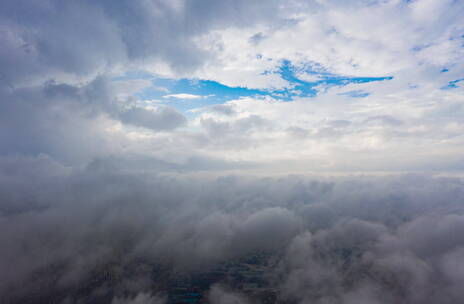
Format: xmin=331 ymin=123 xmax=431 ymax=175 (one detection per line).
xmin=0 ymin=76 xmax=188 ymax=165
xmin=208 ymin=285 xmax=252 ymax=304
xmin=0 ymin=0 xmax=291 ymax=170
xmin=86 ymin=154 xmax=258 ymax=174
xmin=364 ymin=115 xmax=403 ymax=126
xmin=0 ymin=0 xmax=291 ymax=86
xmin=286 ymin=126 xmax=310 ymax=138
xmin=202 ymin=115 xmax=271 ymax=135
xmin=200 ymin=115 xmax=273 ymax=149
xmin=0 ymin=81 xmax=113 ymax=163
xmin=233 ymin=207 xmax=300 ymax=253
xmin=119 ymin=106 xmax=187 ymax=131
xmin=249 ymin=32 xmax=266 ymax=45
xmin=0 ymin=1 xmax=126 ymax=85
xmin=278 ymin=210 xmax=464 ymax=304
xmin=328 ymin=119 xmax=352 ymax=128
xmin=1 ymin=157 xmax=464 ymax=303
xmin=208 ymin=104 xmax=237 ymax=116
xmin=112 ymin=293 xmax=166 ymax=304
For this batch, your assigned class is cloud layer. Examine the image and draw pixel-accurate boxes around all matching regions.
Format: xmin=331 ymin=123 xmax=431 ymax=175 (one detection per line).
xmin=1 ymin=158 xmax=464 ymax=302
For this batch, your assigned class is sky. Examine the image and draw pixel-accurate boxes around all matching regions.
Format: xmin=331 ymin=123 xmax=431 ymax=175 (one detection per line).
xmin=1 ymin=0 xmax=463 ymax=175
xmin=1 ymin=1 xmax=464 ymax=304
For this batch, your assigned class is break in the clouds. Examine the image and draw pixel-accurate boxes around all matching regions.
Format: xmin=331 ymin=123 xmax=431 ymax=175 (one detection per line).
xmin=1 ymin=0 xmax=464 ymax=303
xmin=1 ymin=0 xmax=463 ymax=173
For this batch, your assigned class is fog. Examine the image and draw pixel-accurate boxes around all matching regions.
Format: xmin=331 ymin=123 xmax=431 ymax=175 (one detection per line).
xmin=1 ymin=157 xmax=464 ymax=303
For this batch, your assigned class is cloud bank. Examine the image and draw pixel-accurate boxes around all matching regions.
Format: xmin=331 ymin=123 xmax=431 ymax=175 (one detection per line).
xmin=1 ymin=158 xmax=464 ymax=303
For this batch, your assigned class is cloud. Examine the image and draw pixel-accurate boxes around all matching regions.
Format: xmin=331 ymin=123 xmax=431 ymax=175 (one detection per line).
xmin=208 ymin=104 xmax=237 ymax=116
xmin=208 ymin=285 xmax=252 ymax=304
xmin=112 ymin=293 xmax=166 ymax=304
xmin=1 ymin=1 xmax=464 ymax=303
xmin=0 ymin=0 xmax=293 ymax=86
xmin=163 ymin=93 xmax=205 ymax=99
xmin=1 ymin=159 xmax=464 ymax=303
xmin=119 ymin=106 xmax=187 ymax=131
xmin=0 ymin=0 xmax=463 ymax=174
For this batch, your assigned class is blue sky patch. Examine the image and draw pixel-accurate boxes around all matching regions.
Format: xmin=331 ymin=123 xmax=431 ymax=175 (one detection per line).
xmin=441 ymin=78 xmax=464 ymax=90
xmin=338 ymin=90 xmax=370 ymax=98
xmin=115 ymin=60 xmax=393 ymax=112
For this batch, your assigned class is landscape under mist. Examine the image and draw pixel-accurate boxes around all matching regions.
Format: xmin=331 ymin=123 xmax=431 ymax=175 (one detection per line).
xmin=1 ymin=1 xmax=464 ymax=303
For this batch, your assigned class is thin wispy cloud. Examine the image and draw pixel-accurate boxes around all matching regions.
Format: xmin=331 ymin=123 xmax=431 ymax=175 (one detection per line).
xmin=163 ymin=93 xmax=206 ymax=99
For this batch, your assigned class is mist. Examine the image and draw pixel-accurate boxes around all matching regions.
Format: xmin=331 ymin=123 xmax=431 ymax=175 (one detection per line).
xmin=2 ymin=158 xmax=464 ymax=303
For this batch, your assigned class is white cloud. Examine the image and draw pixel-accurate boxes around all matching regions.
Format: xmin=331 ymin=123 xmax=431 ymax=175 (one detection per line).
xmin=0 ymin=0 xmax=463 ymax=175
xmin=163 ymin=93 xmax=205 ymax=99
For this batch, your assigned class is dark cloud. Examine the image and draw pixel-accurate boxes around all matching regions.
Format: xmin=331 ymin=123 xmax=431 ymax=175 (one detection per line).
xmin=112 ymin=292 xmax=166 ymax=304
xmin=208 ymin=285 xmax=252 ymax=304
xmin=0 ymin=0 xmax=290 ymax=86
xmin=119 ymin=106 xmax=186 ymax=131
xmin=0 ymin=80 xmax=112 ymax=163
xmin=1 ymin=156 xmax=464 ymax=303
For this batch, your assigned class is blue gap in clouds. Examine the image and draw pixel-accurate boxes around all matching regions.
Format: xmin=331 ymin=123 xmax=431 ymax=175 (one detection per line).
xmin=338 ymin=90 xmax=371 ymax=98
xmin=277 ymin=59 xmax=392 ymax=98
xmin=441 ymin=78 xmax=464 ymax=90
xmin=135 ymin=78 xmax=269 ymax=113
xmin=117 ymin=60 xmax=393 ymax=113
